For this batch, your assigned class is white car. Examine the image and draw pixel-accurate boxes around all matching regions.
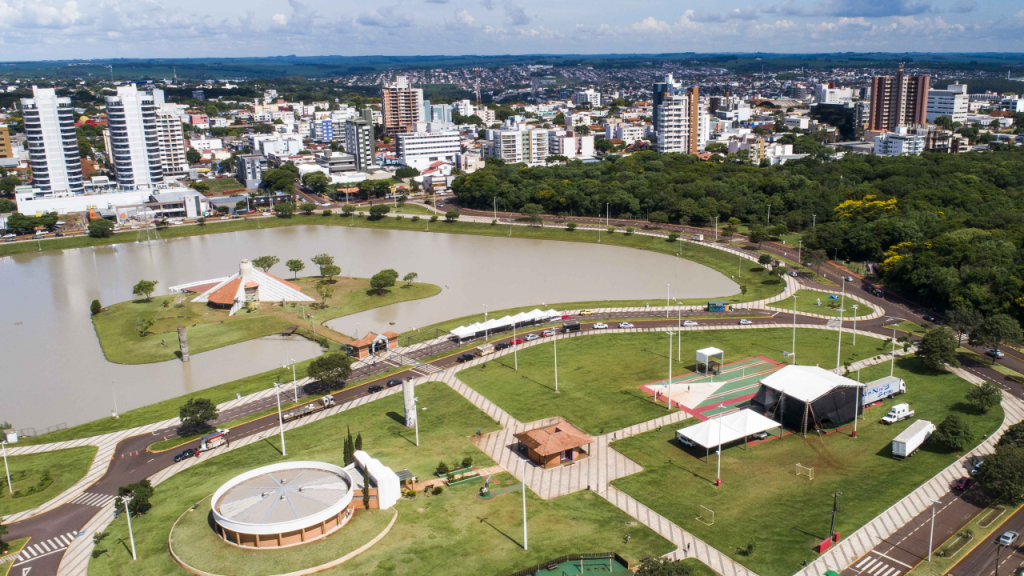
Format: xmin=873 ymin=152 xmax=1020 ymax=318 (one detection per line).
xmin=524 ymin=333 xmax=540 ymax=341
xmin=683 ymin=320 xmax=699 ymax=327
xmin=593 ymin=322 xmax=608 ymax=329
xmin=677 ymin=435 xmax=695 ymax=448
xmin=541 ymin=329 xmax=556 ymax=337
xmin=619 ymin=322 xmax=634 ymax=329
xmin=999 ymin=530 xmax=1019 ymax=547
xmin=738 ymin=319 xmax=753 ymax=325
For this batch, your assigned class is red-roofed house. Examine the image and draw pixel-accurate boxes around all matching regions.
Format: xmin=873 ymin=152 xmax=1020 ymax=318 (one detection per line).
xmin=170 ymin=259 xmax=314 ymax=315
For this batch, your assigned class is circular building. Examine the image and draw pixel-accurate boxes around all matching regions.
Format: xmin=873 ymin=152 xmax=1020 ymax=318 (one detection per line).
xmin=211 ymin=461 xmax=354 ymax=549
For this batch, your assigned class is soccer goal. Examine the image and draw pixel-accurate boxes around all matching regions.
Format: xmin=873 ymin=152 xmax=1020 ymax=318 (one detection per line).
xmin=795 ymin=463 xmax=815 ymax=481
xmin=697 ymin=505 xmax=715 ymax=526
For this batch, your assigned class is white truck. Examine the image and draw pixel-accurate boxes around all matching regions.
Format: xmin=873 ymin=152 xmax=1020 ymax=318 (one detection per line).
xmin=282 ymin=396 xmax=336 ymax=423
xmin=692 ymin=234 xmax=704 ymax=242
xmin=882 ymin=403 xmax=914 ymax=424
xmin=198 ymin=429 xmax=229 ymax=452
xmin=892 ymin=420 xmax=935 ymax=459
xmin=862 ymin=376 xmax=906 ymax=406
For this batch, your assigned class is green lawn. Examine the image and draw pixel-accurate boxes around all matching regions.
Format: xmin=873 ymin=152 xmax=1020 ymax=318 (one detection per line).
xmin=884 ymin=320 xmax=928 ymax=337
xmin=354 ymin=203 xmax=433 ymax=215
xmin=457 ymin=329 xmax=895 ymax=435
xmin=778 ymin=289 xmax=874 ymax=318
xmin=88 ymin=383 xmax=674 ymax=576
xmin=202 ymin=178 xmax=246 ymax=194
xmin=610 ymin=356 xmax=1004 ymax=576
xmin=2 ymin=538 xmax=28 ymax=576
xmin=0 ymin=446 xmax=97 ymax=516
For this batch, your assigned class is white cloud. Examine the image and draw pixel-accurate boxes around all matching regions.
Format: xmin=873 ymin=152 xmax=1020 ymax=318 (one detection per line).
xmin=446 ymin=8 xmax=475 ymax=28
xmin=357 ymin=6 xmax=413 ymax=28
xmin=631 ymin=16 xmax=672 ymax=33
xmin=503 ymin=1 xmax=529 ymax=26
xmin=272 ymin=13 xmax=288 ymax=26
xmin=0 ymin=0 xmax=82 ymax=29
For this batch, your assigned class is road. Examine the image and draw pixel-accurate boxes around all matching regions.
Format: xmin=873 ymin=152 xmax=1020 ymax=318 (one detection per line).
xmin=951 ymin=504 xmax=1024 ymax=576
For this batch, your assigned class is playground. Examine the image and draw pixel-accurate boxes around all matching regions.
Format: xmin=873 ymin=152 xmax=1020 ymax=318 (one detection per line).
xmin=640 ymin=356 xmax=785 ymax=420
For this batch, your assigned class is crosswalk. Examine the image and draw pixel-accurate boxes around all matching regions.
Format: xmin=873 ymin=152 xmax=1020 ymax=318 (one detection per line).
xmin=9 ymin=532 xmax=80 ymax=564
xmin=852 ymin=553 xmax=903 ymax=576
xmin=69 ymin=492 xmax=116 ymax=507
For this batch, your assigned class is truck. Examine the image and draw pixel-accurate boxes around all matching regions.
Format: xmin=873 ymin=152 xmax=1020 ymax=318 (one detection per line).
xmin=861 ymin=376 xmax=906 ymax=406
xmin=475 ymin=343 xmax=495 ymax=357
xmin=692 ymin=234 xmax=704 ymax=242
xmin=562 ymin=320 xmax=580 ymax=333
xmin=863 ymin=282 xmax=885 ymax=298
xmin=198 ymin=429 xmax=230 ymax=452
xmin=882 ymin=403 xmax=914 ymax=425
xmin=281 ymin=396 xmax=336 ymax=423
xmin=892 ymin=420 xmax=936 ymax=459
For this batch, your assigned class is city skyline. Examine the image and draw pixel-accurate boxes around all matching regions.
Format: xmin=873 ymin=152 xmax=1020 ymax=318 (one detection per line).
xmin=1 ymin=0 xmax=1023 ymax=61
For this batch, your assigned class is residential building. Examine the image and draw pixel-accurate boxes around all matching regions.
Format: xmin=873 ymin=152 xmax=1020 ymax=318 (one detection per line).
xmin=927 ymin=83 xmax=969 ymax=124
xmin=316 ymin=151 xmax=356 ymax=175
xmin=0 ymin=125 xmax=11 ymax=158
xmin=547 ymin=130 xmax=594 ymax=159
xmin=454 ymin=100 xmax=475 ymax=116
xmin=421 ymin=101 xmax=453 ymax=124
xmin=21 ymin=86 xmax=84 ymax=195
xmin=873 ymin=126 xmax=927 ymax=157
xmin=999 ymin=98 xmax=1024 ymax=113
xmin=456 ymin=152 xmax=484 ymax=174
xmin=572 ymin=89 xmax=602 ymax=107
xmin=395 ymin=124 xmax=461 ymax=171
xmin=310 ymin=119 xmax=334 ymax=143
xmin=483 ymin=117 xmax=549 ymax=165
xmin=104 ymin=85 xmax=164 ymax=190
xmin=380 ymin=75 xmax=424 ymax=135
xmin=565 ymin=111 xmax=591 ymax=128
xmin=924 ymin=129 xmax=971 ymax=153
xmin=653 ymin=74 xmax=703 ymax=155
xmin=153 ymin=91 xmax=189 ymax=179
xmin=192 ymin=90 xmax=205 ymax=101
xmin=236 ymin=154 xmax=267 ymax=189
xmin=477 ymin=107 xmax=496 ymax=124
xmin=868 ymin=65 xmax=930 ymax=131
xmin=189 ymin=114 xmax=210 ymax=130
xmin=344 ymin=110 xmax=377 ymax=171
xmin=816 ymin=83 xmax=854 ymax=105
xmin=189 ymin=136 xmax=223 ymax=152
xmin=605 ymin=123 xmax=646 ymax=146
xmin=784 ymin=116 xmax=810 ymax=130
xmin=727 ymin=136 xmax=766 ymax=164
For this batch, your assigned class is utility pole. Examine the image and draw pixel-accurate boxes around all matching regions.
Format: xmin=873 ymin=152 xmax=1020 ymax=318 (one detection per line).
xmin=791 ymin=294 xmax=798 ymax=365
xmin=927 ymin=498 xmax=940 ymax=561
xmin=275 ymin=382 xmax=287 ymax=456
xmin=124 ymin=494 xmax=138 ymax=560
xmin=716 ymin=405 xmax=725 ymax=487
xmin=666 ymin=284 xmax=670 ymax=319
xmin=836 ymin=279 xmax=846 ymax=371
xmin=667 ymin=332 xmax=674 ymax=410
xmin=553 ymin=336 xmax=559 ymax=393
xmin=1 ymin=440 xmax=11 ymax=494
xmin=829 ymin=492 xmax=842 ymax=540
xmin=520 ymin=458 xmax=529 ymax=550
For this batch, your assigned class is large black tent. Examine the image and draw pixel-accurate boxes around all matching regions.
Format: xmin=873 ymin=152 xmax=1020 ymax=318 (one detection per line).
xmin=750 ymin=365 xmax=863 ymax=436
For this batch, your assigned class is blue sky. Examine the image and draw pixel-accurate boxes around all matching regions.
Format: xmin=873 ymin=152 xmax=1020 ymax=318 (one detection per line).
xmin=0 ymin=0 xmax=1022 ymax=61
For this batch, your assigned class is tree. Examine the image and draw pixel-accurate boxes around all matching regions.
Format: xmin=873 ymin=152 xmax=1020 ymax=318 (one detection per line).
xmin=999 ymin=421 xmax=1024 ymax=448
xmin=315 ymin=280 xmax=335 ymax=307
xmin=947 ymin=307 xmax=983 ymax=344
xmin=368 ymin=204 xmax=390 ymax=220
xmin=322 ymin=264 xmax=341 ymax=282
xmin=261 ymin=168 xmax=296 ymax=193
xmin=355 ymin=433 xmax=362 ymax=451
xmin=705 ymin=142 xmax=728 ymax=154
xmin=90 ymin=299 xmax=102 ymax=315
xmin=967 ymin=382 xmax=1003 ymax=413
xmin=362 ymin=462 xmax=371 ymax=508
xmin=748 ymin=226 xmax=769 ymax=246
xmin=934 ymin=115 xmax=954 ymax=130
xmin=178 ymin=398 xmax=218 ymax=434
xmin=299 ymin=202 xmax=317 ymax=215
xmin=186 ymin=148 xmax=202 ymax=165
xmin=444 ymin=209 xmax=460 ymax=222
xmin=972 ymin=314 xmax=1023 ymax=363
xmin=521 ymin=203 xmax=543 ymax=224
xmin=0 ymin=198 xmax=15 ymax=213
xmin=975 ymin=444 xmax=1024 ymax=505
xmin=87 ymin=218 xmax=115 ymax=238
xmin=636 ymin=556 xmax=699 ymax=576
xmin=341 ymin=203 xmax=356 ymax=215
xmin=132 ymin=279 xmax=158 ymax=302
xmin=343 ymin=426 xmax=355 ymax=465
xmin=403 ymin=272 xmax=418 ymax=286
xmin=115 ymin=479 xmax=154 ymax=516
xmin=394 ymin=167 xmax=420 ymax=178
xmin=805 ymin=249 xmax=827 ymax=269
xmin=286 ymin=259 xmax=305 ymax=279
xmin=758 ymin=254 xmax=773 ymax=266
xmin=310 ymin=253 xmax=336 ymax=277
xmin=251 ymin=255 xmax=279 ymax=273
xmin=307 ymin=353 xmax=353 ymax=387
xmin=917 ymin=328 xmax=960 ymax=371
xmin=770 ymin=265 xmax=787 ymax=282
xmin=370 ymin=269 xmax=399 ymax=295
xmin=302 ymin=171 xmax=330 ymax=195
xmin=197 ymin=216 xmax=206 ymax=226
xmin=649 ymin=211 xmax=668 ymax=224
xmin=0 ymin=175 xmax=21 ymax=195
xmin=932 ymin=414 xmax=973 ymax=452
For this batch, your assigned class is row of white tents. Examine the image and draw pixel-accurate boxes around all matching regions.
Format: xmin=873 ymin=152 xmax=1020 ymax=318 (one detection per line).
xmin=449 ymin=309 xmax=563 ymax=341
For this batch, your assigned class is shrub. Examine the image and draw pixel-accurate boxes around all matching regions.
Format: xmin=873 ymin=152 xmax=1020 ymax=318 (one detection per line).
xmin=405 ymin=489 xmax=417 ymax=498
xmin=667 ymin=232 xmax=679 ymax=242
xmin=432 ymin=486 xmax=443 ymax=496
xmin=491 ymin=219 xmax=497 ymax=225
xmin=322 ymin=209 xmax=332 ymax=216
xmin=625 ymin=227 xmax=635 ymax=235
xmin=932 ymin=414 xmax=973 ymax=452
xmin=445 ymin=209 xmax=460 ymax=222
xmin=196 ymin=217 xmax=206 ymax=226
xmin=368 ymin=204 xmax=391 ymax=220
xmin=461 ymin=456 xmax=474 ymax=468
xmin=566 ymin=222 xmax=577 ymax=231
xmin=90 ymin=299 xmax=102 ymax=315
xmin=607 ymin=226 xmax=615 ymax=234
xmin=430 ymin=215 xmax=439 ymax=222
xmin=435 ymin=461 xmax=450 ymax=476
xmin=396 ymin=214 xmax=404 ymax=220
xmin=411 ymin=215 xmax=420 ymax=222
xmin=87 ymin=218 xmax=115 ymax=238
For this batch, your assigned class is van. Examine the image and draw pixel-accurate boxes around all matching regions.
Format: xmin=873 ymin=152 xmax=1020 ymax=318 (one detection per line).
xmin=882 ymin=403 xmax=914 ymax=425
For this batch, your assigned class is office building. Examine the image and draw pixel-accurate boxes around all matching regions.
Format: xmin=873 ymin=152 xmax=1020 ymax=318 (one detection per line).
xmin=21 ymin=86 xmax=84 ymax=195
xmin=310 ymin=119 xmax=334 ymax=143
xmin=104 ymin=85 xmax=165 ymax=189
xmin=422 ymin=101 xmax=453 ymax=124
xmin=0 ymin=125 xmax=12 ymax=159
xmin=572 ymin=89 xmax=602 ymax=107
xmin=873 ymin=126 xmax=926 ymax=157
xmin=999 ymin=98 xmax=1024 ymax=113
xmin=395 ymin=125 xmax=460 ymax=171
xmin=381 ymin=76 xmax=424 ymax=135
xmin=868 ymin=65 xmax=930 ymax=131
xmin=236 ymin=154 xmax=268 ymax=189
xmin=927 ymin=83 xmax=969 ymax=124
xmin=816 ymin=83 xmax=854 ymax=105
xmin=345 ymin=110 xmax=377 ymax=171
xmin=809 ymin=103 xmax=860 ymax=140
xmin=316 ymin=151 xmax=357 ymax=175
xmin=653 ymin=74 xmax=703 ymax=154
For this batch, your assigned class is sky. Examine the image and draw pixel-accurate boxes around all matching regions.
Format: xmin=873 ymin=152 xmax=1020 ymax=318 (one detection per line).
xmin=1 ymin=0 xmax=1023 ymax=61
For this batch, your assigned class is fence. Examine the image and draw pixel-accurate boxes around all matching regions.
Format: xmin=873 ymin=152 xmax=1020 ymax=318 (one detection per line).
xmin=505 ymin=552 xmax=629 ymax=576
xmin=17 ymin=423 xmax=67 ymax=438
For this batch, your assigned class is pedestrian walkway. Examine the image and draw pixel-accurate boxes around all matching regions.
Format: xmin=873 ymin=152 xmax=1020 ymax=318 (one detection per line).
xmin=11 ymin=532 xmax=81 ymax=566
xmin=848 ymin=552 xmax=907 ymax=576
xmin=68 ymin=492 xmax=116 ymax=508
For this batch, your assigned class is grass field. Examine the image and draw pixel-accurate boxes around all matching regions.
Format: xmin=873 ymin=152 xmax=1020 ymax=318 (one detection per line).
xmin=884 ymin=320 xmax=929 ymax=337
xmin=87 ymin=383 xmax=674 ymax=576
xmin=0 ymin=447 xmax=96 ymax=516
xmin=1 ymin=538 xmax=28 ymax=576
xmin=354 ymin=203 xmax=433 ymax=215
xmin=780 ymin=289 xmax=874 ymax=318
xmin=202 ymin=178 xmax=247 ymax=195
xmin=457 ymin=329 xmax=895 ymax=435
xmin=91 ymin=276 xmax=439 ymax=364
xmin=610 ymin=356 xmax=1004 ymax=576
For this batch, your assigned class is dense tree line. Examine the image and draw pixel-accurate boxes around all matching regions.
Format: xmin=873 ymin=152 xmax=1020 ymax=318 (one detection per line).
xmin=452 ymin=148 xmax=1024 ymax=321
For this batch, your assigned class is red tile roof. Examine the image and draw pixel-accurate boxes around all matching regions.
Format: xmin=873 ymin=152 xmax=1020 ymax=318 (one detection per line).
xmin=208 ymin=278 xmax=241 ymax=306
xmin=182 ymin=281 xmax=221 ymax=294
xmin=513 ymin=420 xmax=593 ymax=457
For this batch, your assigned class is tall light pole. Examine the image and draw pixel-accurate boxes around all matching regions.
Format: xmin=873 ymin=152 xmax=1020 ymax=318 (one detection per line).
xmin=798 ymin=240 xmax=802 ymax=267
xmin=715 ymin=405 xmax=725 ymax=487
xmin=851 ymin=305 xmax=858 ymax=345
xmin=835 ymin=279 xmax=846 ymax=371
xmin=1 ymin=439 xmax=11 ymax=495
xmin=714 ymin=216 xmax=718 ymax=240
xmin=791 ymin=294 xmax=798 ymax=365
xmin=812 ymin=214 xmax=816 ymax=229
xmin=519 ymin=458 xmax=528 ymax=551
xmin=553 ymin=336 xmax=559 ymax=393
xmin=766 ymin=204 xmax=771 ymax=226
xmin=606 ymin=203 xmax=609 ymax=227
xmin=413 ymin=396 xmax=420 ymax=447
xmin=274 ymin=382 xmax=287 ymax=456
xmin=287 ymin=359 xmax=298 ymax=401
xmin=493 ymin=196 xmax=497 ymax=222
xmin=888 ymin=317 xmax=905 ymax=377
xmin=666 ymin=284 xmax=670 ymax=319
xmin=927 ymin=497 xmax=940 ymax=561
xmin=512 ymin=321 xmax=518 ymax=370
xmin=667 ymin=332 xmax=675 ymax=410
xmin=123 ymin=494 xmax=138 ymax=560
xmin=483 ymin=304 xmax=489 ymax=342
xmin=829 ymin=492 xmax=842 ymax=540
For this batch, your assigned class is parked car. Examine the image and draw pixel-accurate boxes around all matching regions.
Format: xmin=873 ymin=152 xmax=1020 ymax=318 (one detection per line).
xmin=986 ymin=349 xmax=1005 ymax=359
xmin=922 ymin=315 xmax=936 ymax=323
xmin=594 ymin=322 xmax=609 ymax=329
xmin=683 ymin=320 xmax=699 ymax=327
xmin=970 ymin=460 xmax=985 ymax=476
xmin=386 ymin=379 xmax=402 ymax=388
xmin=510 ymin=339 xmax=524 ymax=345
xmin=456 ymin=353 xmax=475 ymax=363
xmin=843 ymin=276 xmax=854 ymax=282
xmin=542 ymin=329 xmax=556 ymax=337
xmin=738 ymin=319 xmax=754 ymax=325
xmin=619 ymin=322 xmax=634 ymax=329
xmin=525 ymin=333 xmax=540 ymax=341
xmin=494 ymin=342 xmax=510 ymax=351
xmin=677 ymin=435 xmax=695 ymax=448
xmin=173 ymin=448 xmax=197 ymax=462
xmin=579 ymin=309 xmax=594 ymax=316
xmin=954 ymin=477 xmax=972 ymax=491
xmin=999 ymin=531 xmax=1019 ymax=547
xmin=751 ymin=431 xmax=769 ymax=441
xmin=368 ymin=385 xmax=383 ymax=393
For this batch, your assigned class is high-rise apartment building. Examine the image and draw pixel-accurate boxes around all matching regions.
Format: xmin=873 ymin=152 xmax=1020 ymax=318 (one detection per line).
xmin=868 ymin=65 xmax=930 ymax=132
xmin=105 ymin=85 xmax=164 ymax=189
xmin=381 ymin=76 xmax=424 ymax=135
xmin=345 ymin=110 xmax=377 ymax=171
xmin=21 ymin=86 xmax=84 ymax=194
xmin=0 ymin=125 xmax=12 ymax=159
xmin=653 ymin=74 xmax=703 ymax=154
xmin=396 ymin=123 xmax=461 ymax=171
xmin=926 ymin=82 xmax=969 ymax=124
xmin=151 ymin=89 xmax=188 ymax=179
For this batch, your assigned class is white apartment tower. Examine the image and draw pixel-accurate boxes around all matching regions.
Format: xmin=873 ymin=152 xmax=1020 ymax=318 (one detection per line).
xmin=653 ymin=75 xmax=705 ymax=154
xmin=396 ymin=123 xmax=461 ymax=171
xmin=151 ymin=89 xmax=188 ymax=179
xmin=21 ymin=86 xmax=84 ymax=194
xmin=926 ymin=83 xmax=969 ymax=124
xmin=105 ymin=85 xmax=164 ymax=189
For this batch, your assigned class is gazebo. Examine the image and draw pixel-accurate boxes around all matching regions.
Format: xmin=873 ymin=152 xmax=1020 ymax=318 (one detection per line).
xmin=513 ymin=420 xmax=594 ymax=469
xmin=696 ymin=347 xmax=724 ymax=376
xmin=346 ymin=331 xmax=401 ymax=359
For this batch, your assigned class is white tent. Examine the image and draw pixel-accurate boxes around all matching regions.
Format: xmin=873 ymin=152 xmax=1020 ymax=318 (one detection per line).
xmin=759 ymin=365 xmax=862 ymax=403
xmin=449 ymin=308 xmax=565 ymax=339
xmin=696 ymin=347 xmax=724 ymax=376
xmin=676 ymin=408 xmax=779 ymax=450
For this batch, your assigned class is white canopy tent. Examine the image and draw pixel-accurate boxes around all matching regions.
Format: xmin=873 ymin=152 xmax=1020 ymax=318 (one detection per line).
xmin=696 ymin=347 xmax=724 ymax=376
xmin=449 ymin=309 xmax=562 ymax=340
xmin=759 ymin=366 xmax=862 ymax=403
xmin=676 ymin=408 xmax=780 ymax=462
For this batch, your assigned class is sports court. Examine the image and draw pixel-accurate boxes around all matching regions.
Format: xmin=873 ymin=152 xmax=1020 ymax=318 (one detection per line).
xmin=529 ymin=555 xmax=631 ymax=575
xmin=639 ymin=356 xmax=784 ymax=420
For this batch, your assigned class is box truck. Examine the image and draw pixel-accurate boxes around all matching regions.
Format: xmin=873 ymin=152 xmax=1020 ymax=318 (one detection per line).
xmin=882 ymin=403 xmax=914 ymax=424
xmin=892 ymin=420 xmax=935 ymax=459
xmin=862 ymin=376 xmax=906 ymax=405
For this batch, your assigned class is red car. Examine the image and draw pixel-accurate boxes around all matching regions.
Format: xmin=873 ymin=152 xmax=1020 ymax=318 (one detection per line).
xmin=510 ymin=339 xmax=523 ymax=345
xmin=954 ymin=477 xmax=972 ymax=491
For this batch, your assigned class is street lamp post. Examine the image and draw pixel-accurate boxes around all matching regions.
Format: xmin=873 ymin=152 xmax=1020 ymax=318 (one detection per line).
xmin=927 ymin=497 xmax=940 ymax=561
xmin=666 ymin=284 xmax=670 ymax=319
xmin=767 ymin=204 xmax=771 ymax=226
xmin=512 ymin=321 xmax=518 ymax=370
xmin=887 ymin=317 xmax=905 ymax=377
xmin=553 ymin=336 xmax=559 ymax=393
xmin=716 ymin=405 xmax=725 ymax=487
xmin=414 ymin=396 xmax=420 ymax=447
xmin=798 ymin=240 xmax=802 ymax=267
xmin=791 ymin=294 xmax=798 ymax=365
xmin=274 ymin=382 xmax=287 ymax=456
xmin=851 ymin=305 xmax=859 ymax=345
xmin=484 ymin=304 xmax=489 ymax=342
xmin=1 ymin=440 xmax=11 ymax=495
xmin=667 ymin=332 xmax=675 ymax=411
xmin=835 ymin=279 xmax=846 ymax=371
xmin=287 ymin=359 xmax=298 ymax=401
xmin=123 ymin=494 xmax=138 ymax=560
xmin=829 ymin=492 xmax=842 ymax=540
xmin=519 ymin=458 xmax=528 ymax=551
xmin=714 ymin=216 xmax=718 ymax=240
